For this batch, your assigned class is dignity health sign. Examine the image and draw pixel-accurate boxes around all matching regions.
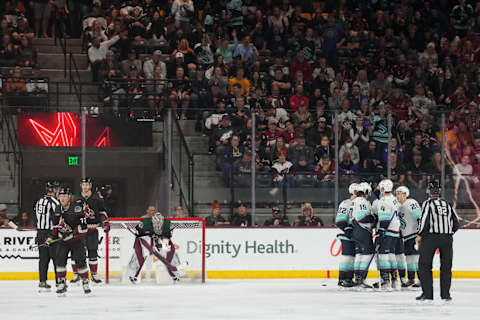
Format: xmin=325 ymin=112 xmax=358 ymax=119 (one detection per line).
xmin=1 ymin=228 xmax=480 ymax=279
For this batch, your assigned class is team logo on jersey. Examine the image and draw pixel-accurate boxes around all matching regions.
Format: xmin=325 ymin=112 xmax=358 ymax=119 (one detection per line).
xmin=74 ymin=206 xmax=82 ymax=213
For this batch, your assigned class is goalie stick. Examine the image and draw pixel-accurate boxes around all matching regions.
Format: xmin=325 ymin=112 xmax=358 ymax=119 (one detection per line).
xmin=121 ymin=222 xmax=180 ymax=273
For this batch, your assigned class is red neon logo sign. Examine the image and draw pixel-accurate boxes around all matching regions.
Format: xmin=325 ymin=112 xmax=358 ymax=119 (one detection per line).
xmin=29 ymin=113 xmax=77 ymax=147
xmin=27 ymin=113 xmax=111 ymax=147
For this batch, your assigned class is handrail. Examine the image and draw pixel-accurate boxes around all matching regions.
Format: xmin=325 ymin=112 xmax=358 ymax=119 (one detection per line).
xmin=53 ymin=13 xmax=68 ymax=79
xmin=0 ymin=97 xmax=23 ymax=206
xmin=69 ymin=52 xmax=83 ymax=110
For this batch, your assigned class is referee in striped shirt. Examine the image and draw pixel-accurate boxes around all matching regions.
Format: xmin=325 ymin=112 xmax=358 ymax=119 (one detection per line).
xmin=416 ymin=181 xmax=459 ymax=302
xmin=34 ymin=181 xmax=61 ymax=292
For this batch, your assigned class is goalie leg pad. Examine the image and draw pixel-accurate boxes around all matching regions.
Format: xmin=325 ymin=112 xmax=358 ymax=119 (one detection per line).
xmin=126 ymin=237 xmax=150 ymax=279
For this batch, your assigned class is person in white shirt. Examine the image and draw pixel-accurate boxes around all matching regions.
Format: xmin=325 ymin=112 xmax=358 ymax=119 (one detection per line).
xmin=143 ymin=50 xmax=167 ymax=80
xmin=88 ymin=35 xmax=120 ymax=82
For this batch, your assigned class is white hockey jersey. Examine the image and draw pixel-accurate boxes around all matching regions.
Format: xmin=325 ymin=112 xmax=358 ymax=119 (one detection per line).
xmin=352 ymin=197 xmax=374 ymax=232
xmin=374 ymin=194 xmax=401 ymax=237
xmin=272 ymin=161 xmax=293 ymax=182
xmin=398 ymin=198 xmax=422 ymax=241
xmin=335 ymin=199 xmax=354 ymax=240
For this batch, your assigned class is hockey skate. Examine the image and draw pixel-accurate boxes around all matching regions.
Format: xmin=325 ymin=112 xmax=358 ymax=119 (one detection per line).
xmin=70 ymin=274 xmax=81 ymax=286
xmin=372 ymin=279 xmax=392 ymax=291
xmin=56 ymin=280 xmax=67 ymax=297
xmin=391 ymin=278 xmax=400 ymax=291
xmin=338 ymin=280 xmax=355 ymax=288
xmin=38 ymin=282 xmax=51 ymax=293
xmin=416 ymin=294 xmax=433 ymax=304
xmin=82 ymin=279 xmax=91 ymax=294
xmin=129 ymin=276 xmax=137 ymax=284
xmin=91 ymin=274 xmax=103 ymax=285
xmin=172 ymin=276 xmax=180 ymax=284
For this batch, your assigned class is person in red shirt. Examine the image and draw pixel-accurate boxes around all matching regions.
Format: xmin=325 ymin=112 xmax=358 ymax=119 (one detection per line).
xmin=289 ymin=84 xmax=309 ymax=112
xmin=289 ymin=51 xmax=313 ymax=82
xmin=283 ymin=120 xmax=301 ymax=146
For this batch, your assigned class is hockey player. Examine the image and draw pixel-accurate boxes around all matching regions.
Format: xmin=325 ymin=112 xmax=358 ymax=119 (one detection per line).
xmin=372 ymin=179 xmax=401 ymax=290
xmin=396 ymin=186 xmax=422 ymax=288
xmin=351 ymin=182 xmax=375 ymax=288
xmin=71 ymin=178 xmax=110 ymax=285
xmin=127 ymin=212 xmax=186 ymax=284
xmin=335 ymin=183 xmax=358 ymax=287
xmin=45 ymin=188 xmax=91 ymax=296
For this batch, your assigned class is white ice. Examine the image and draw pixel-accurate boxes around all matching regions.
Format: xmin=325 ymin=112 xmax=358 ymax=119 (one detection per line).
xmin=1 ymin=279 xmax=480 ymax=320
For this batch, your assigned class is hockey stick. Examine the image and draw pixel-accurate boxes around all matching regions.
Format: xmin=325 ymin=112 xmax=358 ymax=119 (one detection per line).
xmin=362 ymin=210 xmax=397 ymax=280
xmin=121 ymin=223 xmax=179 ymax=272
xmin=29 ymin=238 xmax=61 ymax=250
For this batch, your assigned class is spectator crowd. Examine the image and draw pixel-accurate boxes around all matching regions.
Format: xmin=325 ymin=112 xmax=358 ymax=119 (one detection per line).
xmin=3 ymin=0 xmax=480 ymax=217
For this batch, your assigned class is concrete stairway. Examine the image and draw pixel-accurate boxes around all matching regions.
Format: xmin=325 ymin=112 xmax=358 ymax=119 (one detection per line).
xmin=32 ymin=38 xmax=100 ymax=111
xmin=0 ymin=115 xmax=20 ymax=218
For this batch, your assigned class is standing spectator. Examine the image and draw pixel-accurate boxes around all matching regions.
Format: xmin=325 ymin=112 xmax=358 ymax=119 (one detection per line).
xmin=171 ymin=0 xmax=194 ymax=34
xmin=34 ymin=0 xmax=53 ymax=38
xmin=264 ymin=207 xmax=290 ymax=226
xmin=294 ymin=202 xmax=323 ymax=226
xmin=220 ymin=135 xmax=244 ymax=186
xmin=233 ymin=35 xmax=257 ymax=65
xmin=216 ymin=30 xmax=238 ymax=64
xmin=205 ymin=201 xmax=228 ymax=226
xmin=321 ymin=15 xmax=345 ymax=67
xmin=451 ymin=0 xmax=474 ymax=37
xmin=289 ymin=51 xmax=313 ymax=82
xmin=88 ymin=35 xmax=121 ymax=82
xmin=230 ymin=203 xmax=253 ymax=226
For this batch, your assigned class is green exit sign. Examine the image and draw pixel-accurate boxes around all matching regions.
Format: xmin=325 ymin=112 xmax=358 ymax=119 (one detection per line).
xmin=68 ymin=156 xmax=79 ymax=166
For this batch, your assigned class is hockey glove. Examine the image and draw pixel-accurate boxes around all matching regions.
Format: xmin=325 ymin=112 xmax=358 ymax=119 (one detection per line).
xmin=102 ymin=221 xmax=111 ymax=233
xmin=375 ymin=229 xmax=385 ymax=248
xmin=59 ymin=230 xmax=73 ymax=241
xmin=344 ymin=227 xmax=353 ymax=239
xmin=44 ymin=237 xmax=55 ymax=246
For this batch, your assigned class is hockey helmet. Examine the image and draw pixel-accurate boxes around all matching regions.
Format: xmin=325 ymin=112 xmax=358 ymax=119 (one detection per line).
xmin=395 ymin=186 xmax=410 ymax=198
xmin=379 ymin=179 xmax=394 ymax=193
xmin=46 ymin=181 xmax=60 ymax=192
xmin=359 ymin=182 xmax=372 ymax=195
xmin=426 ymin=180 xmax=441 ymax=196
xmin=58 ymin=187 xmax=72 ymax=195
xmin=348 ymin=183 xmax=360 ymax=195
xmin=80 ymin=177 xmax=92 ymax=184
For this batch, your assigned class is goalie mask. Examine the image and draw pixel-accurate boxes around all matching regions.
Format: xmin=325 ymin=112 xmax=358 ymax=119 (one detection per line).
xmin=152 ymin=212 xmax=164 ymax=234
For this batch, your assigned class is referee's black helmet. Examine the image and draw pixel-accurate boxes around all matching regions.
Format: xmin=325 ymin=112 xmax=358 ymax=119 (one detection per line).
xmin=427 ymin=180 xmax=441 ymax=197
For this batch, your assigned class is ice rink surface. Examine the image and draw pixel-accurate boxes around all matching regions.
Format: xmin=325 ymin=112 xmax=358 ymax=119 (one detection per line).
xmin=1 ymin=279 xmax=480 ymax=320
